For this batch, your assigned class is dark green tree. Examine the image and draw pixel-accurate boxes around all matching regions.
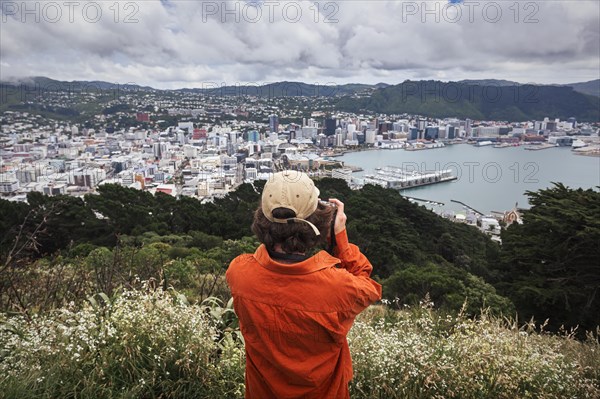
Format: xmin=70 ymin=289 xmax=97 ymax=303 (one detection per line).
xmin=499 ymin=183 xmax=600 ymax=333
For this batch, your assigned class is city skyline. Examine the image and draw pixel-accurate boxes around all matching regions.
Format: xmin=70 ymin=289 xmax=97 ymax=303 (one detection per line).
xmin=1 ymin=1 xmax=599 ymax=89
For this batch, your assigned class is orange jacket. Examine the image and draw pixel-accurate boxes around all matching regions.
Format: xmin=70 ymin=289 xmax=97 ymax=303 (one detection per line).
xmin=226 ymin=229 xmax=382 ymax=399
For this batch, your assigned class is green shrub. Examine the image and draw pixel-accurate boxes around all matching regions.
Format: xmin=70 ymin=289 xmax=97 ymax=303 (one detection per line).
xmin=167 ymin=246 xmax=194 ymax=260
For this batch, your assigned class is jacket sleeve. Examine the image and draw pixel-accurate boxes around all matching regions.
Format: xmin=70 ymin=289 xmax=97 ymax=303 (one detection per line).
xmin=334 ymin=229 xmax=375 ymax=279
xmin=333 ymin=229 xmax=382 ymax=318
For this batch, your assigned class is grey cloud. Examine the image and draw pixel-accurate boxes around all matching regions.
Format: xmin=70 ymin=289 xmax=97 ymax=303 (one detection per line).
xmin=0 ymin=0 xmax=598 ymax=87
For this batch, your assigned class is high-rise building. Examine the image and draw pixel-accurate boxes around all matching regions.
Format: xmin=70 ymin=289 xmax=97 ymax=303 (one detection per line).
xmin=247 ymin=130 xmax=260 ymax=143
xmin=409 ymin=128 xmax=419 ymax=140
xmin=393 ymin=121 xmax=409 ymax=132
xmin=347 ymin=123 xmax=356 ymax=137
xmin=324 ymin=118 xmax=337 ymax=136
xmin=327 ymin=135 xmax=336 ymax=147
xmin=269 ymin=114 xmax=279 ymax=132
xmin=365 ymin=130 xmax=376 ymax=144
xmin=378 ymin=121 xmax=393 ymax=133
xmin=438 ymin=127 xmax=447 ymax=139
xmin=317 ymin=134 xmax=328 ymax=148
xmin=356 ymin=132 xmax=365 ymax=144
xmin=446 ymin=126 xmax=456 ymax=139
xmin=424 ymin=127 xmax=439 ymax=140
xmin=153 ymin=143 xmax=162 ymax=158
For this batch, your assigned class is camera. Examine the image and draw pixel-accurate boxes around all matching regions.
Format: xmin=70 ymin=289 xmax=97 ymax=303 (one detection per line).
xmin=319 ymin=200 xmax=336 ymax=208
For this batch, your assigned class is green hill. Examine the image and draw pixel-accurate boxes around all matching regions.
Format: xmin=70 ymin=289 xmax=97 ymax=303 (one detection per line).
xmin=3 ymin=77 xmax=598 ymax=121
xmin=335 ymin=80 xmax=600 ymax=121
xmin=179 ymin=81 xmax=379 ymax=97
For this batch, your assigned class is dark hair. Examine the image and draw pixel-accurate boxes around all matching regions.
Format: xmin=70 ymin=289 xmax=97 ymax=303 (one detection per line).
xmin=252 ymin=202 xmax=335 ymax=254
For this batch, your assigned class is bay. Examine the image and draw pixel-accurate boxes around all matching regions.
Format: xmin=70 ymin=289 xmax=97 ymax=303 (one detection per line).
xmin=339 ymin=144 xmax=600 ymax=215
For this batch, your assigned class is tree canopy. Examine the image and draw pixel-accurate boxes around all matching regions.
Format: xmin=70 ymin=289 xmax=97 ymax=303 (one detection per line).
xmin=498 ymin=183 xmax=600 ymax=332
xmin=1 ymin=180 xmax=598 ymax=333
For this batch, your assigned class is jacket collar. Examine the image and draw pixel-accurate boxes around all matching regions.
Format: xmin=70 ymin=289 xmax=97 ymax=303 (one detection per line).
xmin=253 ymin=244 xmax=341 ymax=275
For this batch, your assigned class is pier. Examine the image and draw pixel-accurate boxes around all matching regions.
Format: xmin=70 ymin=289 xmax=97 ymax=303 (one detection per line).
xmin=450 ymin=199 xmax=484 ymax=216
xmin=363 ymin=166 xmax=457 ymax=190
xmin=524 ymin=143 xmax=556 ymax=151
xmin=402 ymin=196 xmax=445 ymax=206
xmin=343 ymin=164 xmax=364 ymax=172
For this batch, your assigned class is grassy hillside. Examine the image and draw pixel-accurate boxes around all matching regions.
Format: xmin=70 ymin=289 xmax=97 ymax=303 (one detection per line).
xmin=1 ymin=287 xmax=598 ymax=399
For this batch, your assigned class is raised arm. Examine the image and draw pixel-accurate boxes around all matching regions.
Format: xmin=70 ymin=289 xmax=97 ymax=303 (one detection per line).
xmin=328 ymin=198 xmax=381 ymax=325
xmin=328 ymin=198 xmax=381 ymax=282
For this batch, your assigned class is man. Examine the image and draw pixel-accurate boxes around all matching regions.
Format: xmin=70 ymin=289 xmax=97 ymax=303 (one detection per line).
xmin=226 ymin=171 xmax=382 ymax=398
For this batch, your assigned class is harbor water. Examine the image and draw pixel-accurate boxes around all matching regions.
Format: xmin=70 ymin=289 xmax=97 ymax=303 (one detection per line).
xmin=339 ymin=144 xmax=600 ymax=214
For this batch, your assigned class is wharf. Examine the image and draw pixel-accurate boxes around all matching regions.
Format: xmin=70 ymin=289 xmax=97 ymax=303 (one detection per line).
xmin=344 ymin=164 xmax=364 ymax=172
xmin=524 ymin=143 xmax=556 ymax=151
xmin=364 ymin=166 xmax=456 ymax=190
xmin=573 ymin=146 xmax=600 ymax=157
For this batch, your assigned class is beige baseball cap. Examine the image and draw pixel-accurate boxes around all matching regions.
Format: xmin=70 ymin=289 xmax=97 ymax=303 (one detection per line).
xmin=261 ymin=171 xmax=321 ymax=235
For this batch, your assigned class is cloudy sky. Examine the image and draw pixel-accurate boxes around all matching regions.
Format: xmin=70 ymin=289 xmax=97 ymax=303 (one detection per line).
xmin=1 ymin=0 xmax=598 ymax=89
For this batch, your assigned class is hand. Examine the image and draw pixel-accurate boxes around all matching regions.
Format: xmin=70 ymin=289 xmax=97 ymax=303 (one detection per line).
xmin=328 ymin=198 xmax=347 ymax=235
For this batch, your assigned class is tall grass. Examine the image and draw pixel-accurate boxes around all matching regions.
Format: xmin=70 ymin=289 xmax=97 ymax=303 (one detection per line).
xmin=0 ymin=285 xmax=244 ymax=399
xmin=349 ymin=302 xmax=599 ymax=399
xmin=1 ymin=288 xmax=598 ymax=399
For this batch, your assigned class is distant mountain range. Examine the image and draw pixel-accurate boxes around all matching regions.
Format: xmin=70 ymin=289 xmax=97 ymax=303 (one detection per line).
xmin=0 ymin=76 xmax=156 ymax=91
xmin=0 ymin=77 xmax=388 ymax=97
xmin=169 ymin=81 xmax=392 ymax=97
xmin=1 ymin=76 xmax=598 ymax=121
xmin=459 ymin=79 xmax=600 ymax=98
xmin=565 ymin=80 xmax=600 ymax=97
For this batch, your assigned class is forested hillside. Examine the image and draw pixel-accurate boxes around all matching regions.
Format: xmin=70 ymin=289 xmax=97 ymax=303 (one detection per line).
xmin=1 ymin=180 xmax=598 ymax=333
xmin=336 ymin=80 xmax=600 ymax=121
